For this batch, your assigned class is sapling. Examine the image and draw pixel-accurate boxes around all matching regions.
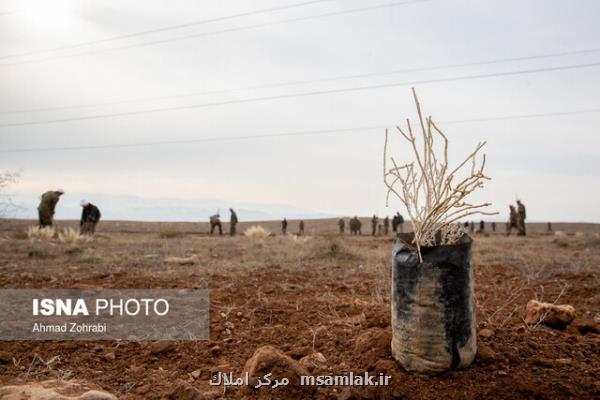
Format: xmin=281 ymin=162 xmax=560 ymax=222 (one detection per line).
xmin=384 ymin=88 xmax=497 ymax=262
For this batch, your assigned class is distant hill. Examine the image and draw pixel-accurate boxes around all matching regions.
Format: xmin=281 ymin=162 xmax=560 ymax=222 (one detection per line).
xmin=6 ymin=192 xmax=335 ymax=222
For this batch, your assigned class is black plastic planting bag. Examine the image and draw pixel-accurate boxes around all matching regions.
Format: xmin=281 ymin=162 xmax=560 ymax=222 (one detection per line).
xmin=391 ymin=233 xmax=476 ymax=373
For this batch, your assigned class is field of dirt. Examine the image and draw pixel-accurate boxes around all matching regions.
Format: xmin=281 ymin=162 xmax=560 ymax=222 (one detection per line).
xmin=0 ymin=218 xmax=599 ymax=399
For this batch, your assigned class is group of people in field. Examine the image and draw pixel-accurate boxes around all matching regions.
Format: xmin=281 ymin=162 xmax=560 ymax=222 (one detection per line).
xmin=336 ymin=212 xmax=405 ymax=236
xmin=37 ymin=189 xmax=101 ymax=235
xmin=462 ymin=200 xmax=528 ymax=236
xmin=507 ymin=200 xmax=527 ymax=236
xmin=36 ymin=189 xmax=531 ymax=239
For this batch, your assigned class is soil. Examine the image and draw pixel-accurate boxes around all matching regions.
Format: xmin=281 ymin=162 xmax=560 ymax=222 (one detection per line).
xmin=0 ymin=219 xmax=599 ymax=399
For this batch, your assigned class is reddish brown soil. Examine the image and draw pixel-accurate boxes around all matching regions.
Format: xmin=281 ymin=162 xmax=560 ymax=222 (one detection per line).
xmin=0 ymin=219 xmax=599 ymax=399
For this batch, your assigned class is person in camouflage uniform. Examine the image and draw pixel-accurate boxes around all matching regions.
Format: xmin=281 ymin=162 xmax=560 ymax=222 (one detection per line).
xmin=506 ymin=205 xmax=518 ymax=236
xmin=37 ymin=189 xmax=64 ymax=227
xmin=210 ymin=214 xmax=223 ymax=235
xmin=354 ymin=217 xmax=362 ymax=235
xmin=80 ymin=200 xmax=101 ymax=235
xmin=338 ymin=218 xmax=345 ymax=234
xmin=350 ymin=216 xmax=361 ymax=235
xmin=229 ymin=208 xmax=238 ymax=236
xmin=383 ymin=216 xmax=390 ymax=235
xmin=371 ymin=215 xmax=378 ymax=236
xmin=299 ymin=220 xmax=305 ymax=236
xmin=516 ymin=200 xmax=527 ymax=236
xmin=281 ymin=218 xmax=288 ymax=235
xmin=395 ymin=212 xmax=405 ymax=233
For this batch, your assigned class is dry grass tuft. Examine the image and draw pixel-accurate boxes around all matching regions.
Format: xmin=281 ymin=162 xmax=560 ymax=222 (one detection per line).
xmin=27 ymin=226 xmax=55 ymax=241
xmin=244 ymin=225 xmax=271 ymax=240
xmin=57 ymin=228 xmax=93 ymax=244
xmin=383 ymin=88 xmax=497 ymax=261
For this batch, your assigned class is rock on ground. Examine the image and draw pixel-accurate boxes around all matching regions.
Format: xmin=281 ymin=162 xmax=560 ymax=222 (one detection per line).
xmin=524 ymin=300 xmax=575 ymax=328
xmin=0 ymin=379 xmax=117 ymax=400
xmin=243 ymin=345 xmax=311 ymax=396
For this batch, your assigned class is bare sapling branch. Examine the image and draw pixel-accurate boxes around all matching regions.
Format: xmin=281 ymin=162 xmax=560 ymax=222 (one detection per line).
xmin=383 ymin=88 xmax=498 ymax=262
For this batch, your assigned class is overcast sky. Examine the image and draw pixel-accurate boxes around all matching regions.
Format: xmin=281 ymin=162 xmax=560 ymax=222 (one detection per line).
xmin=1 ymin=0 xmax=599 ymax=222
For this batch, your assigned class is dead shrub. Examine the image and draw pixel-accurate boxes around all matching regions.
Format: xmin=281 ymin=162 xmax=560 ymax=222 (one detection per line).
xmin=27 ymin=226 xmax=55 ymax=241
xmin=245 ymin=226 xmax=271 ymax=240
xmin=58 ymin=228 xmax=93 ymax=245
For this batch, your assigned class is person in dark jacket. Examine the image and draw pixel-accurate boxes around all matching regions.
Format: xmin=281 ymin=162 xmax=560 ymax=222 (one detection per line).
xmin=210 ymin=214 xmax=223 ymax=235
xmin=229 ymin=208 xmax=238 ymax=236
xmin=395 ymin=212 xmax=405 ymax=233
xmin=281 ymin=218 xmax=288 ymax=235
xmin=506 ymin=205 xmax=518 ymax=236
xmin=80 ymin=200 xmax=101 ymax=235
xmin=517 ymin=200 xmax=527 ymax=236
xmin=38 ymin=189 xmax=64 ymax=227
xmin=338 ymin=218 xmax=345 ymax=234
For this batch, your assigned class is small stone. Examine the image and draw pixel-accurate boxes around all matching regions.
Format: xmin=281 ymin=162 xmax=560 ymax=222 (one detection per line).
xmin=479 ymin=328 xmax=494 ymax=338
xmin=150 ymin=341 xmax=175 ymax=355
xmin=104 ymin=352 xmax=116 ymax=361
xmin=533 ymin=357 xmax=572 ymax=368
xmin=0 ymin=380 xmax=117 ymax=399
xmin=224 ymin=321 xmax=234 ymax=330
xmin=0 ymin=351 xmax=12 ymax=364
xmin=210 ymin=345 xmax=221 ymax=356
xmin=191 ymin=369 xmax=201 ymax=379
xmin=555 ymin=358 xmax=572 ymax=366
xmin=497 ymin=370 xmax=508 ymax=376
xmin=224 ymin=328 xmax=232 ymax=335
xmin=236 ymin=312 xmax=243 ymax=317
xmin=19 ymin=272 xmax=34 ymax=280
xmin=524 ymin=300 xmax=575 ymax=329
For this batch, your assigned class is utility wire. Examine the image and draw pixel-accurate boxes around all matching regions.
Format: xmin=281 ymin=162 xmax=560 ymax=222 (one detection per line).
xmin=0 ymin=0 xmax=334 ymax=60
xmin=2 ymin=46 xmax=600 ymax=116
xmin=1 ymin=61 xmax=600 ymax=129
xmin=1 ymin=108 xmax=599 ymax=153
xmin=0 ymin=0 xmax=433 ymax=67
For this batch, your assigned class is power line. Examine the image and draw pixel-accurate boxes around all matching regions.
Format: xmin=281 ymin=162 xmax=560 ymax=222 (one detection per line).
xmin=3 ymin=46 xmax=600 ymax=116
xmin=0 ymin=0 xmax=434 ymax=67
xmin=1 ymin=61 xmax=600 ymax=129
xmin=1 ymin=107 xmax=599 ymax=153
xmin=0 ymin=0 xmax=334 ymax=60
